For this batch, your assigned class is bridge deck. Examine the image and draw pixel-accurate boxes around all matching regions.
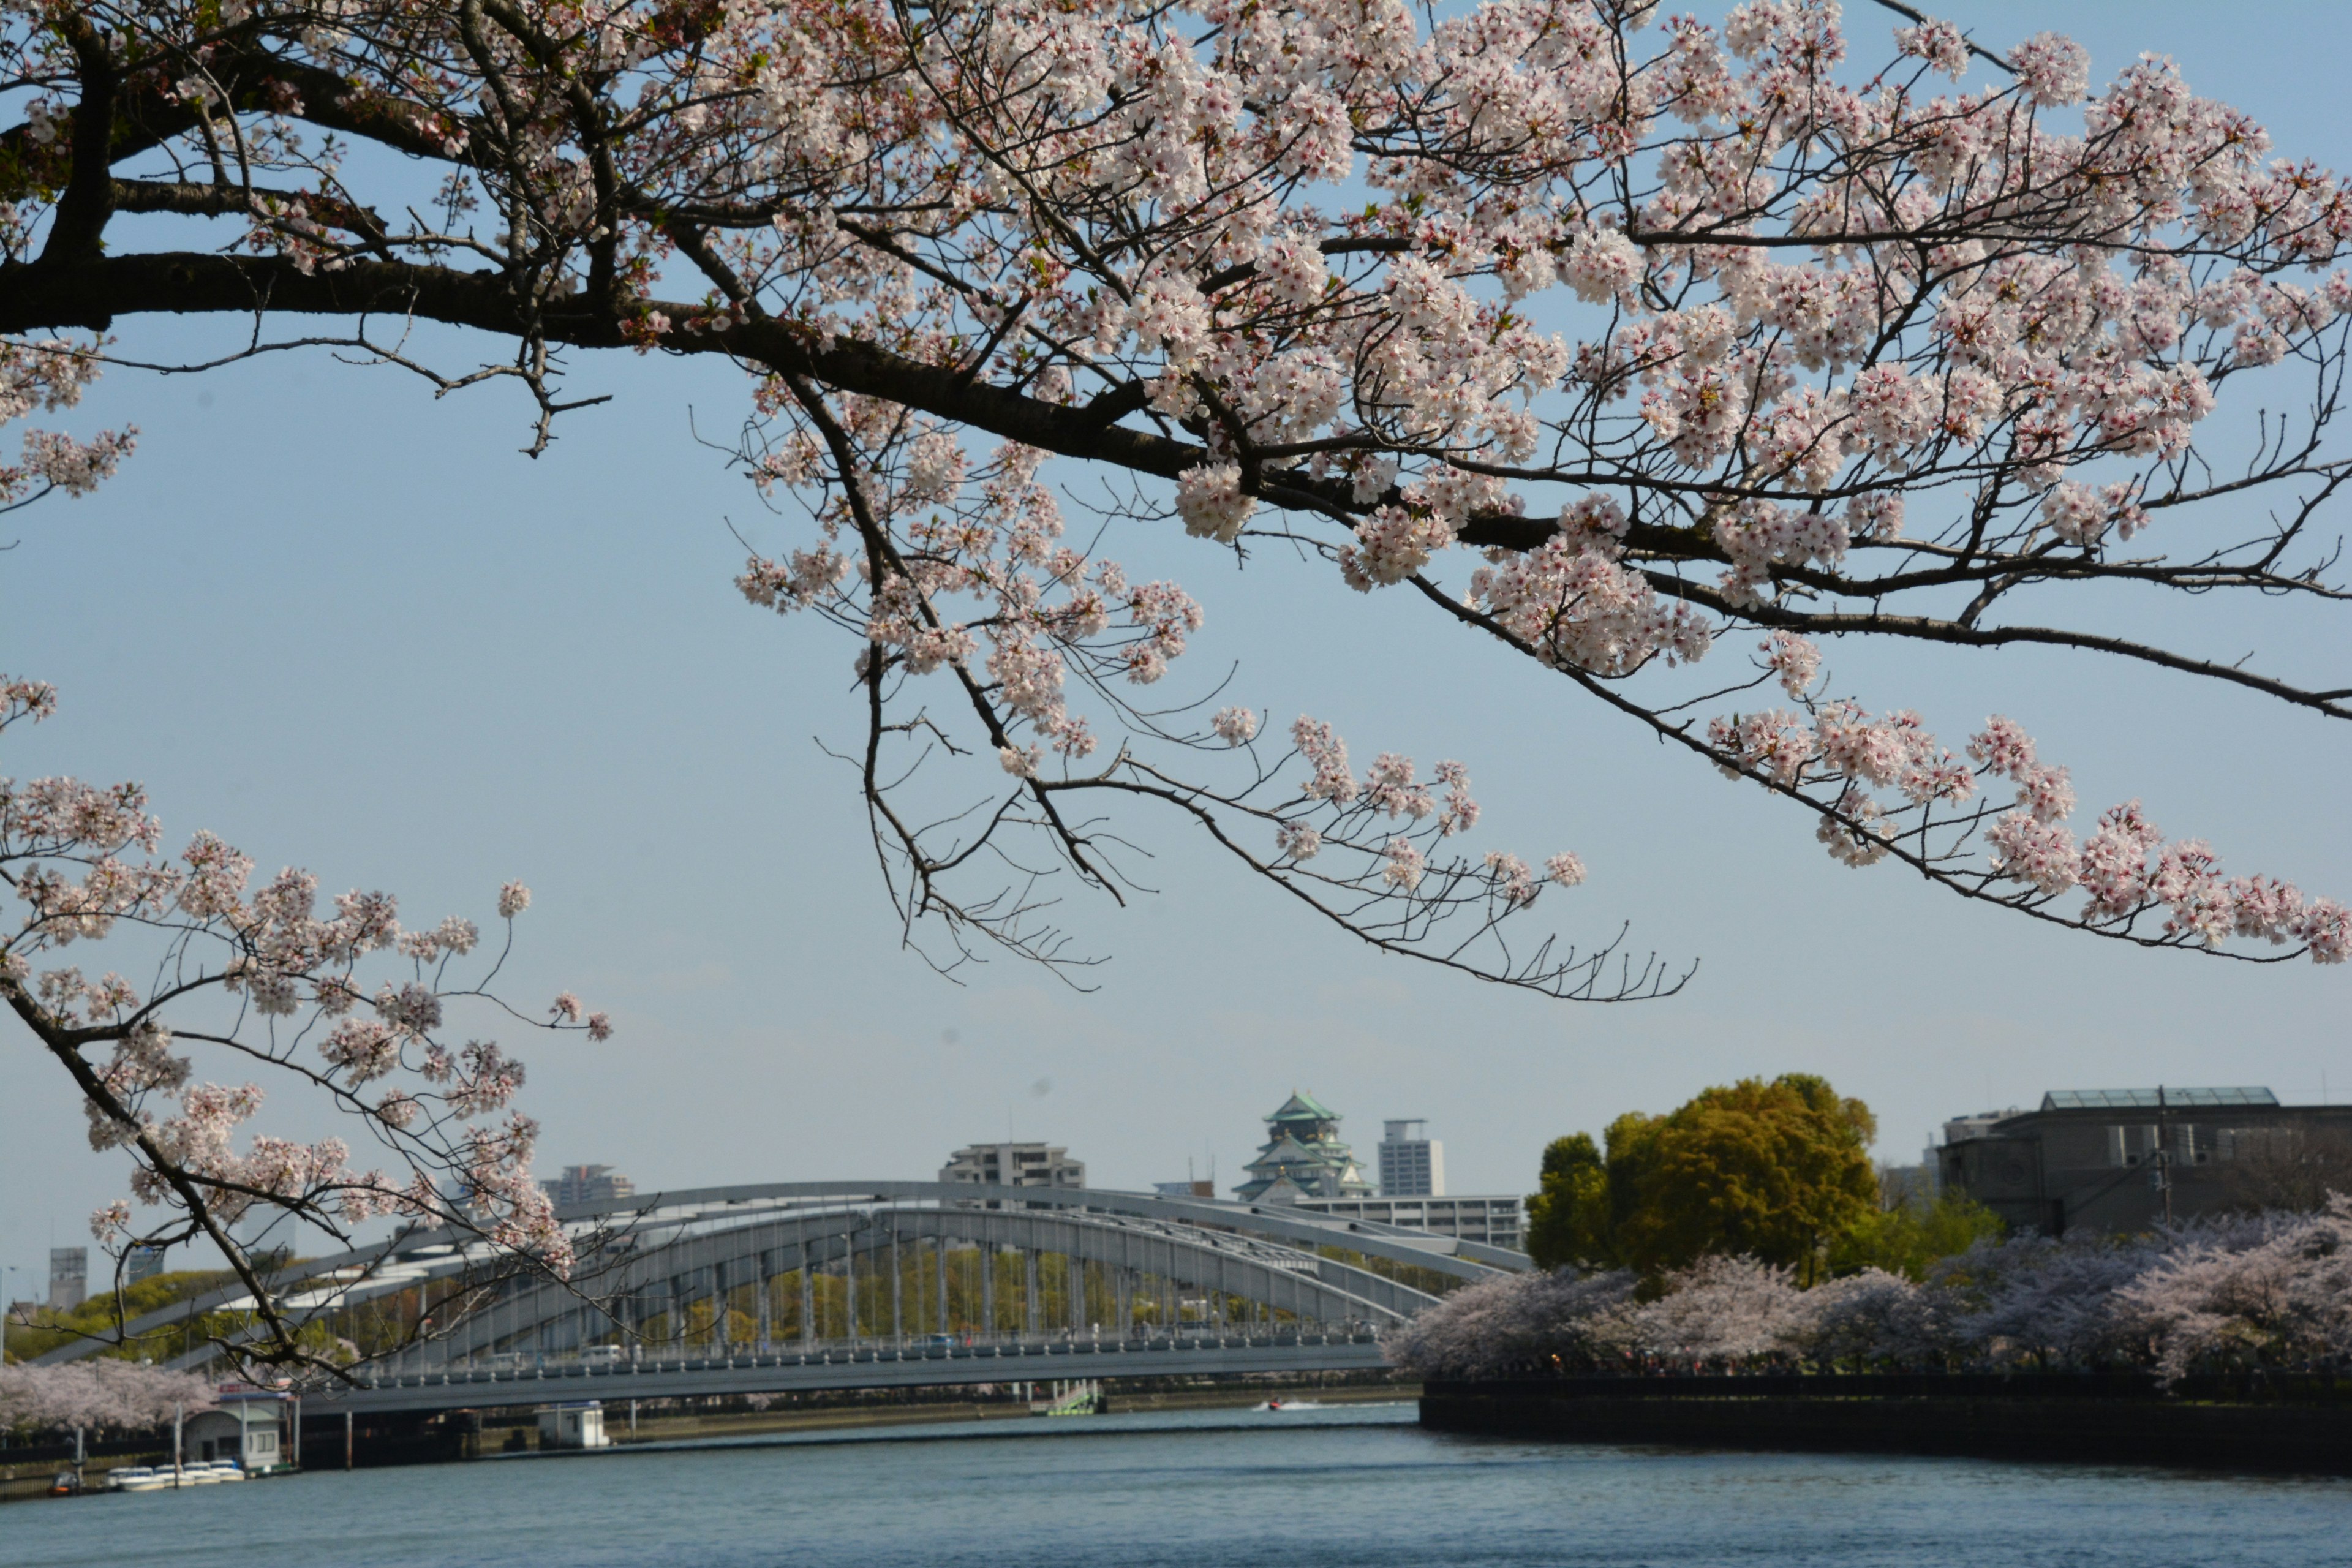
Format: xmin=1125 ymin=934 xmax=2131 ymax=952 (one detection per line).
xmin=317 ymin=1332 xmax=1393 ymax=1414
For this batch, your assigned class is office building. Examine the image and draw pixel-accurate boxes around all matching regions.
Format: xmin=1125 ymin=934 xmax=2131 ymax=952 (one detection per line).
xmin=1234 ymin=1091 xmax=1374 ymax=1202
xmin=47 ymin=1246 xmax=87 ymax=1313
xmin=941 ymin=1142 xmax=1085 ymax=1189
xmin=126 ymin=1245 xmax=165 ymax=1285
xmin=1378 ymin=1119 xmax=1446 ymax=1197
xmin=541 ymin=1164 xmax=638 ymax=1208
xmin=1937 ymin=1087 xmax=2352 ymax=1234
xmin=1291 ymin=1194 xmax=1525 ymax=1251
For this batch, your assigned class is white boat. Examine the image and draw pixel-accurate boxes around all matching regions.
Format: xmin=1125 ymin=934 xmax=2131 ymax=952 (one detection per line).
xmin=178 ymin=1463 xmax=224 ymax=1485
xmin=1254 ymin=1398 xmax=1324 ymax=1412
xmin=192 ymin=1461 xmax=244 ymax=1482
xmin=105 ymin=1467 xmax=168 ymax=1493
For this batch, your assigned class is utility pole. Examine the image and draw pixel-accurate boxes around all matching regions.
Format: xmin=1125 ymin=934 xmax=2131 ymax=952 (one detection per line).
xmin=2155 ymin=1085 xmax=2176 ymax=1226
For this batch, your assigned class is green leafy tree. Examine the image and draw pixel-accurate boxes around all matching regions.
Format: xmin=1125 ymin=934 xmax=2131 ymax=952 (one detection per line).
xmin=1528 ymin=1075 xmax=1882 ymax=1284
xmin=1831 ymin=1191 xmax=2005 ymax=1281
xmin=1615 ymin=1074 xmax=1879 ymax=1283
xmin=1525 ymin=1133 xmax=1613 ymax=1270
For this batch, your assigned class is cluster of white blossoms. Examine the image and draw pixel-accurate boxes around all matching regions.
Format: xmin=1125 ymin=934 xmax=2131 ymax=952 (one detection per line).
xmin=1174 ymin=462 xmax=1254 ymax=543
xmin=1696 ymin=661 xmax=2346 ymax=959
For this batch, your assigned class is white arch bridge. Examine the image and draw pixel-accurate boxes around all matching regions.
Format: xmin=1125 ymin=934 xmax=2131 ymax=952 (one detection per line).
xmin=62 ymin=1183 xmax=1528 ymax=1415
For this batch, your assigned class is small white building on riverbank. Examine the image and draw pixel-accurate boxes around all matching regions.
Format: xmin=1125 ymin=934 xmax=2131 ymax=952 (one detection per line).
xmin=184 ymin=1395 xmax=289 ymax=1472
xmin=538 ymin=1403 xmax=611 ymax=1449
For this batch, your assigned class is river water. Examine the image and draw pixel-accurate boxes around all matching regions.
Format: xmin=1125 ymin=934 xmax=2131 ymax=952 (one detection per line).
xmin=7 ymin=1403 xmax=2347 ymax=1567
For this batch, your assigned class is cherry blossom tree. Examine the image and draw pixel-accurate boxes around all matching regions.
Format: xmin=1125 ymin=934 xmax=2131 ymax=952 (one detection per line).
xmin=2 ymin=675 xmax=608 ymax=1376
xmin=1800 ymin=1264 xmax=1940 ymax=1367
xmin=2118 ymin=1201 xmax=2352 ymax=1383
xmin=0 ymin=0 xmax=2343 ymax=993
xmin=1385 ymin=1263 xmax=1637 ymax=1378
xmin=1614 ymin=1254 xmax=1809 ymax=1366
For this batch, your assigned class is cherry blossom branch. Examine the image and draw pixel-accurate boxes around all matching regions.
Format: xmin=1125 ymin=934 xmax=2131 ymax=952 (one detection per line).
xmin=0 ymin=1 xmax=2345 ymax=992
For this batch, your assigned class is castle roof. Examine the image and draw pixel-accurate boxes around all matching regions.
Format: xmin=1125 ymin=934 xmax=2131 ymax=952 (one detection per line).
xmin=1235 ymin=1094 xmax=1371 ymax=1201
xmin=1268 ymin=1090 xmax=1340 ymax=1125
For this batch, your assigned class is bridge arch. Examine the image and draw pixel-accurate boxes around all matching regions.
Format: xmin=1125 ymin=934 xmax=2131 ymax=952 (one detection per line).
xmin=418 ymin=1199 xmax=1437 ymax=1369
xmin=40 ymin=1182 xmax=1525 ymax=1379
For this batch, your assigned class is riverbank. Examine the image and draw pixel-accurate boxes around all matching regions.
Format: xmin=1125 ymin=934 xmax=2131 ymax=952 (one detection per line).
xmin=565 ymin=1379 xmax=1417 ymax=1449
xmin=0 ymin=1450 xmax=169 ymax=1504
xmin=1420 ymin=1378 xmax=2352 ymax=1475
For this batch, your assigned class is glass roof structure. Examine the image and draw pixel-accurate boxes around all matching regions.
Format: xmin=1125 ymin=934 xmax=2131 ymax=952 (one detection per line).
xmin=2040 ymin=1087 xmax=2278 ymax=1110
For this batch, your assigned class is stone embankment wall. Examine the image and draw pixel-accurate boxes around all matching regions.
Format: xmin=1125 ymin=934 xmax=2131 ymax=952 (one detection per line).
xmin=1420 ymin=1375 xmax=2352 ymax=1475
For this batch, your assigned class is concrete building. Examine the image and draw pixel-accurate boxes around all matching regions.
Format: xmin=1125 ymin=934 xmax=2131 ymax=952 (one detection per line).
xmin=47 ymin=1246 xmax=86 ymax=1313
xmin=541 ymin=1164 xmax=637 ymax=1208
xmin=1153 ymin=1179 xmax=1215 ymax=1199
xmin=1377 ymin=1119 xmax=1446 ymax=1197
xmin=1291 ymin=1194 xmax=1524 ymax=1250
xmin=1234 ymin=1091 xmax=1374 ymax=1202
xmin=1937 ymin=1087 xmax=2352 ymax=1234
xmin=125 ymin=1245 xmax=165 ymax=1286
xmin=941 ymin=1142 xmax=1085 ymax=1189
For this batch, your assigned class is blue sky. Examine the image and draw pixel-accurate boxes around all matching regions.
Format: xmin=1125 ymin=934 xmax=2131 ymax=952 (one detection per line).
xmin=4 ymin=2 xmax=2350 ymax=1292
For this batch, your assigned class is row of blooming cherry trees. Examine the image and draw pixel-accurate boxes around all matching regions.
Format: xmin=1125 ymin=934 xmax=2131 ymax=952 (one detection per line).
xmin=1390 ymin=1199 xmax=2352 ymax=1385
xmin=0 ymin=1359 xmax=216 ymax=1437
xmin=3 ymin=0 xmax=2350 ymax=1374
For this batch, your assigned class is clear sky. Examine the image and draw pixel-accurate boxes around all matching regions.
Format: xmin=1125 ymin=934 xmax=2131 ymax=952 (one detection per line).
xmin=4 ymin=2 xmax=2349 ymax=1293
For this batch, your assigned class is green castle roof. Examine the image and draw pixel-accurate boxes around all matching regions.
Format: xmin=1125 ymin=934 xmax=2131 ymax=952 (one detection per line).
xmin=1268 ymin=1090 xmax=1340 ymax=1124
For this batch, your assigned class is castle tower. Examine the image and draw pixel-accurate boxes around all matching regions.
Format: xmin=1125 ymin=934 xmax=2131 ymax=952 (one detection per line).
xmin=1233 ymin=1091 xmax=1374 ymax=1203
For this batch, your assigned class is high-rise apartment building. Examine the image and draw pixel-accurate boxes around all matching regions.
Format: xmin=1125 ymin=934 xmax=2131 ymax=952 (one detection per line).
xmin=541 ymin=1164 xmax=638 ymax=1208
xmin=1378 ymin=1118 xmax=1446 ymax=1197
xmin=941 ymin=1142 xmax=1086 ymax=1188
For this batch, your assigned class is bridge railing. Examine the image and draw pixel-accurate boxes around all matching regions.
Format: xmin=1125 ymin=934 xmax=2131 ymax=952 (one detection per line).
xmin=356 ymin=1325 xmax=1389 ymax=1393
xmin=385 ymin=1316 xmax=1391 ymax=1378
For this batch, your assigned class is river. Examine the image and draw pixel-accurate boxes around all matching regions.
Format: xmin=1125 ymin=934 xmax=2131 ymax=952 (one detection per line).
xmin=6 ymin=1404 xmax=2346 ymax=1567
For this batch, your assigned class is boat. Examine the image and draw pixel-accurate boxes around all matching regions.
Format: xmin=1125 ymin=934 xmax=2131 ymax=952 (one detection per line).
xmin=105 ymin=1467 xmax=168 ymax=1493
xmin=1035 ymin=1382 xmax=1104 ymax=1417
xmin=1254 ymin=1398 xmax=1323 ymax=1412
